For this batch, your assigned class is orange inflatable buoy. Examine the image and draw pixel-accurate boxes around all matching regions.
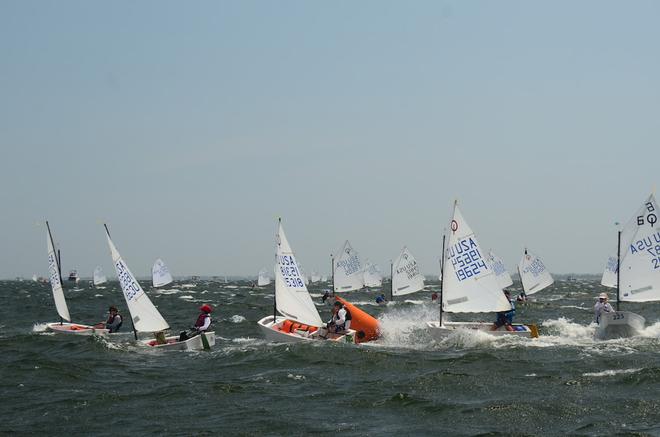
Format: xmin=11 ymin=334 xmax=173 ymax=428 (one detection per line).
xmin=334 ymin=296 xmax=380 ymax=343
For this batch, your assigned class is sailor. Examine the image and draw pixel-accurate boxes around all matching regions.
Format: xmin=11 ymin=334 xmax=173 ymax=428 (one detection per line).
xmin=492 ymin=290 xmax=515 ymax=331
xmin=327 ymin=301 xmax=352 ymax=333
xmin=321 ymin=290 xmax=331 ymax=303
xmin=594 ymin=293 xmax=614 ymax=324
xmin=99 ymin=305 xmax=123 ymax=333
xmin=517 ymin=290 xmax=527 ymax=303
xmin=431 ymin=292 xmax=439 ymax=302
xmin=179 ymin=304 xmax=213 ymax=341
xmin=375 ymin=293 xmax=387 ymax=304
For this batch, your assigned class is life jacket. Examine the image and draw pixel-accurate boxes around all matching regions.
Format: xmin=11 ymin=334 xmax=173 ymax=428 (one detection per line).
xmin=344 ymin=308 xmax=352 ymax=321
xmin=195 ymin=313 xmax=210 ymax=329
xmin=106 ymin=313 xmax=123 ymax=332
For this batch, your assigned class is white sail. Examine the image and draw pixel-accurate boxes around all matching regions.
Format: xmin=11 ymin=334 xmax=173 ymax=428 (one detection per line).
xmin=46 ymin=223 xmax=70 ymax=322
xmin=152 ymin=258 xmax=173 ymax=288
xmin=442 ymin=203 xmax=512 ymax=313
xmin=333 ymin=240 xmax=364 ymax=293
xmin=487 ymin=250 xmax=513 ymax=289
xmin=518 ymin=250 xmax=554 ymax=295
xmin=257 ymin=269 xmax=271 ymax=286
xmin=93 ymin=266 xmax=107 ymax=286
xmin=106 ymin=228 xmax=169 ymax=332
xmin=601 ymin=255 xmax=618 ymax=288
xmin=362 ymin=261 xmax=383 ymax=288
xmin=392 ymin=247 xmax=425 ymax=296
xmin=619 ymin=194 xmax=660 ymax=302
xmin=310 ymin=272 xmax=321 ymax=283
xmin=274 ymin=221 xmax=323 ymax=326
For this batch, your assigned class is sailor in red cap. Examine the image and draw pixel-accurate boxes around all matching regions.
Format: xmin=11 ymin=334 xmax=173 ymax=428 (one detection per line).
xmin=180 ymin=304 xmax=213 ymax=341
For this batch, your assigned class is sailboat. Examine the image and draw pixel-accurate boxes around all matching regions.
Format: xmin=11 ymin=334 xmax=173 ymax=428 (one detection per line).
xmin=362 ymin=261 xmax=383 ymax=288
xmin=517 ymin=249 xmax=554 ymax=298
xmin=93 ymin=266 xmax=107 ymax=287
xmin=310 ymin=272 xmax=321 ymax=283
xmin=601 ymin=255 xmax=618 ymax=288
xmin=426 ymin=201 xmax=539 ymax=338
xmin=257 ymin=220 xmax=357 ymax=343
xmin=595 ymin=194 xmax=660 ymax=339
xmin=152 ymin=258 xmax=173 ymax=288
xmin=332 ymin=240 xmax=364 ymax=293
xmin=257 ymin=269 xmax=271 ymax=286
xmin=487 ymin=250 xmax=514 ymax=290
xmin=104 ymin=224 xmax=214 ymax=350
xmin=390 ymin=246 xmax=425 ymax=299
xmin=45 ymin=222 xmax=107 ymax=335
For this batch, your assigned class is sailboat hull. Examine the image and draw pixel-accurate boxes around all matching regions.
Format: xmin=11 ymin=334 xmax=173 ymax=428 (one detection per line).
xmin=257 ymin=316 xmax=356 ymax=344
xmin=595 ymin=311 xmax=645 ymax=340
xmin=140 ymin=331 xmax=216 ymax=351
xmin=46 ymin=322 xmax=109 ymax=336
xmin=426 ymin=321 xmax=538 ymax=339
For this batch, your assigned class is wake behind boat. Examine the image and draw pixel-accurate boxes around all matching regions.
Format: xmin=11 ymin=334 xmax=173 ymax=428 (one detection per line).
xmin=426 ymin=201 xmax=539 ymax=340
xmin=104 ymin=224 xmax=214 ymax=350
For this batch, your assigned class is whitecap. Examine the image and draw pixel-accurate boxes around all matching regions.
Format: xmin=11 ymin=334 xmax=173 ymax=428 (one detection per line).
xmin=583 ymin=368 xmax=642 ymax=377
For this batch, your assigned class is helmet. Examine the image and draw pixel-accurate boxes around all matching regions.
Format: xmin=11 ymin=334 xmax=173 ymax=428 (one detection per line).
xmin=200 ymin=304 xmax=213 ymax=313
xmin=598 ymin=293 xmax=608 ymax=300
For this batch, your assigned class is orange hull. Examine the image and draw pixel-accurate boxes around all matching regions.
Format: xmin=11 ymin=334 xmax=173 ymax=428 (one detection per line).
xmin=334 ymin=296 xmax=380 ymax=343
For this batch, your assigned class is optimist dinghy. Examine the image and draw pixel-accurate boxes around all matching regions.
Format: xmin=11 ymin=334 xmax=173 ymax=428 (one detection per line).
xmin=595 ymin=193 xmax=660 ymax=339
xmin=518 ymin=249 xmax=554 ymax=299
xmin=390 ymin=246 xmax=425 ymax=300
xmin=257 ymin=219 xmax=357 ymax=343
xmin=104 ymin=224 xmax=214 ymax=350
xmin=426 ymin=201 xmax=539 ymax=339
xmin=152 ymin=258 xmax=173 ymax=288
xmin=44 ymin=221 xmax=108 ymax=336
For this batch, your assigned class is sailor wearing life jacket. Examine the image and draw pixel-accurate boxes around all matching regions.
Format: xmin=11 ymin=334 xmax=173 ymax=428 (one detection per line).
xmin=328 ymin=301 xmax=352 ymax=333
xmin=195 ymin=304 xmax=213 ymax=333
xmin=105 ymin=305 xmax=123 ymax=333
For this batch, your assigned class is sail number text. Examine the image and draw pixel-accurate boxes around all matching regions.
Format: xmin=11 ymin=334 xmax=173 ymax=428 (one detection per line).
xmin=448 ymin=237 xmax=488 ymax=281
xmin=116 ymin=260 xmax=141 ymax=301
xmin=278 ymin=255 xmax=304 ymax=287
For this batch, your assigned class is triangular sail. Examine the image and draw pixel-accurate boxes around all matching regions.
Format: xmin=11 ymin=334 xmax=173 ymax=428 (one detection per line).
xmin=487 ymin=250 xmax=513 ymax=289
xmin=258 ymin=269 xmax=271 ymax=286
xmin=392 ymin=247 xmax=425 ymax=296
xmin=274 ymin=221 xmax=323 ymax=326
xmin=442 ymin=203 xmax=512 ymax=313
xmin=333 ymin=240 xmax=364 ymax=293
xmin=46 ymin=222 xmax=70 ymax=321
xmin=362 ymin=261 xmax=383 ymax=288
xmin=152 ymin=258 xmax=173 ymax=288
xmin=601 ymin=255 xmax=618 ymax=288
xmin=93 ymin=266 xmax=107 ymax=286
xmin=518 ymin=250 xmax=554 ymax=295
xmin=105 ymin=227 xmax=169 ymax=332
xmin=619 ymin=194 xmax=660 ymax=302
xmin=310 ymin=272 xmax=321 ymax=283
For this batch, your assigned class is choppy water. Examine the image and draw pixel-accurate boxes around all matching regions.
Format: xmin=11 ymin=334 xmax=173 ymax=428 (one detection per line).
xmin=3 ymin=278 xmax=660 ymax=436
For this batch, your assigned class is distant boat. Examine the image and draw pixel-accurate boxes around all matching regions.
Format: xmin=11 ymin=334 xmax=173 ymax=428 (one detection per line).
xmin=362 ymin=261 xmax=383 ymax=288
xmin=595 ymin=194 xmax=659 ymax=339
xmin=44 ymin=222 xmax=106 ymax=335
xmin=517 ymin=249 xmax=554 ymax=296
xmin=390 ymin=246 xmax=424 ymax=299
xmin=601 ymin=255 xmax=618 ymax=288
xmin=487 ymin=250 xmax=514 ymax=290
xmin=93 ymin=266 xmax=107 ymax=287
xmin=152 ymin=258 xmax=173 ymax=288
xmin=426 ymin=201 xmax=539 ymax=338
xmin=257 ymin=219 xmax=358 ymax=343
xmin=310 ymin=272 xmax=321 ymax=283
xmin=105 ymin=224 xmax=214 ymax=350
xmin=332 ymin=240 xmax=364 ymax=293
xmin=32 ymin=274 xmax=38 ymax=282
xmin=67 ymin=270 xmax=80 ymax=284
xmin=257 ymin=269 xmax=271 ymax=286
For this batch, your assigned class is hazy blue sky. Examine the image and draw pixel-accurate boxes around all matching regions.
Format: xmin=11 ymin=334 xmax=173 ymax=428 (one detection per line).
xmin=1 ymin=1 xmax=658 ymax=279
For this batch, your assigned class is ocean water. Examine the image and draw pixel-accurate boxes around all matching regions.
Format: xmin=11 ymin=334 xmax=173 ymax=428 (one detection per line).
xmin=3 ymin=278 xmax=660 ymax=436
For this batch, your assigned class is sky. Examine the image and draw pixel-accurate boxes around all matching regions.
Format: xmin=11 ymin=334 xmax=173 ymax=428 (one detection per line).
xmin=1 ymin=1 xmax=658 ymax=279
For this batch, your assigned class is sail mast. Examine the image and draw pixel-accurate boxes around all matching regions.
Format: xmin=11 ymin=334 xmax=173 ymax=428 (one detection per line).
xmin=331 ymin=254 xmax=335 ymax=296
xmin=439 ymin=233 xmax=445 ymax=326
xmin=390 ymin=260 xmax=394 ymax=301
xmin=274 ymin=218 xmax=280 ymax=323
xmin=616 ymin=230 xmax=621 ymax=311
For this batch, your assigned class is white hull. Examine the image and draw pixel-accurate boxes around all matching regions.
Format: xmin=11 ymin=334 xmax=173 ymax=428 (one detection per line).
xmin=595 ymin=311 xmax=645 ymax=340
xmin=46 ymin=322 xmax=109 ymax=336
xmin=426 ymin=321 xmax=538 ymax=339
xmin=139 ymin=331 xmax=215 ymax=351
xmin=257 ymin=315 xmax=356 ymax=344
